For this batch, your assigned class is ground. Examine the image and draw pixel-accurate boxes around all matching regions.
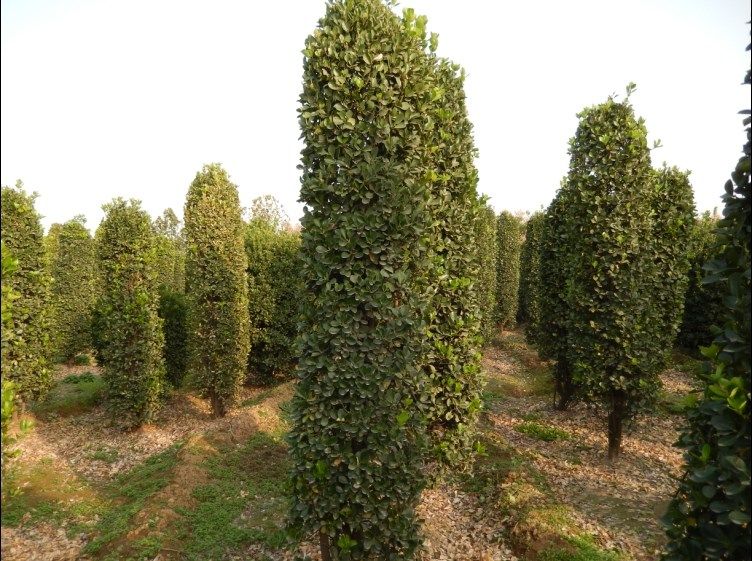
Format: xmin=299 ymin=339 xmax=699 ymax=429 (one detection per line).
xmin=0 ymin=330 xmax=701 ymax=561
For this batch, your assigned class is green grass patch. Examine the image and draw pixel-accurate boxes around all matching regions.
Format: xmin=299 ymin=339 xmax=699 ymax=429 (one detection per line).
xmin=73 ymin=353 xmax=93 ymax=366
xmin=659 ymin=391 xmax=700 ymax=415
xmin=539 ymin=534 xmax=625 ymax=561
xmin=83 ymin=443 xmax=183 ymax=558
xmin=177 ymin=432 xmax=289 ymax=559
xmin=516 ymin=421 xmax=571 ymax=442
xmin=87 ymin=446 xmax=119 ymax=464
xmin=32 ymin=373 xmax=105 ymax=418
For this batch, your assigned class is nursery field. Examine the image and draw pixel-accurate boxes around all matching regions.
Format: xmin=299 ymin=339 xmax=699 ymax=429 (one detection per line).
xmin=0 ymin=329 xmax=702 ymax=561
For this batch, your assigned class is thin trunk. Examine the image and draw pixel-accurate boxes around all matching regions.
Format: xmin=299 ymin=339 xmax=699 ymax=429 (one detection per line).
xmin=554 ymin=361 xmax=574 ymax=411
xmin=608 ymin=391 xmax=625 ymax=461
xmin=210 ymin=391 xmax=226 ymax=418
xmin=319 ymin=529 xmax=331 ymax=561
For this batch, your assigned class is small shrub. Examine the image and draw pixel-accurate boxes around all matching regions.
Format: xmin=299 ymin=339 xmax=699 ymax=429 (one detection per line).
xmin=516 ymin=421 xmax=571 ymax=442
xmin=73 ymin=354 xmax=92 ymax=366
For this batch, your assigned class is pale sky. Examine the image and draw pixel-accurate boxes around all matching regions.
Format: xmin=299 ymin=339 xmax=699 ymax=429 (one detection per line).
xmin=1 ymin=0 xmax=750 ymax=231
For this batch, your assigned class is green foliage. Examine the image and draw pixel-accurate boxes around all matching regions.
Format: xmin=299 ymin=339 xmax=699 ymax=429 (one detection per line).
xmin=153 ymin=208 xmax=185 ymax=294
xmin=43 ymin=223 xmax=63 ymax=271
xmin=562 ymin=90 xmax=661 ymax=459
xmin=495 ymin=211 xmax=523 ymax=328
xmin=96 ymin=198 xmax=166 ymax=427
xmin=475 ymin=200 xmax=498 ymax=345
xmin=515 ymin=420 xmax=571 ymax=442
xmin=289 ymin=0 xmax=439 ymax=556
xmin=158 ymin=288 xmax=187 ymax=387
xmin=245 ymin=200 xmax=303 ymax=385
xmin=646 ymin=165 xmax=695 ymax=369
xmin=677 ymin=212 xmax=725 ymax=350
xmin=184 ymin=164 xmax=250 ymax=417
xmin=33 ymin=372 xmax=106 ymax=418
xmin=0 ymin=181 xmax=53 ymax=402
xmin=422 ymin=57 xmax=483 ymax=468
xmin=519 ymin=211 xmax=544 ymax=339
xmin=49 ymin=216 xmax=97 ymax=362
xmin=663 ymin=45 xmax=751 ymax=560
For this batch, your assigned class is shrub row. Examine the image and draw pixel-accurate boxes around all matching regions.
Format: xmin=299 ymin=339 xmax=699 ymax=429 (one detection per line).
xmin=518 ymin=211 xmax=544 ymax=339
xmin=495 ymin=211 xmax=522 ymax=329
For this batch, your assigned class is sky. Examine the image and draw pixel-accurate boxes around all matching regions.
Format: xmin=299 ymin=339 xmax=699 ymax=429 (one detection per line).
xmin=1 ymin=0 xmax=750 ymax=231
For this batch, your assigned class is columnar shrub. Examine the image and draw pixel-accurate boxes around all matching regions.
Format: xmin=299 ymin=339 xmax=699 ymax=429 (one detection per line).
xmin=422 ymin=56 xmax=484 ymax=468
xmin=564 ymin=89 xmax=660 ymax=460
xmin=184 ymin=164 xmax=250 ymax=418
xmin=245 ymin=201 xmax=302 ymax=384
xmin=646 ymin=165 xmax=695 ymax=369
xmin=158 ymin=288 xmax=187 ymax=387
xmin=537 ymin=189 xmax=576 ymax=409
xmin=43 ymin=222 xmax=62 ymax=271
xmin=49 ymin=216 xmax=97 ymax=362
xmin=288 ymin=0 xmax=436 ymax=556
xmin=153 ymin=208 xmax=185 ymax=294
xmin=519 ymin=211 xmax=544 ymax=339
xmin=0 ymin=181 xmax=52 ymax=402
xmin=677 ymin=212 xmax=725 ymax=350
xmin=663 ymin=49 xmax=751 ymax=560
xmin=475 ymin=200 xmax=498 ymax=345
xmin=494 ymin=211 xmax=522 ymax=329
xmin=96 ymin=198 xmax=165 ymax=427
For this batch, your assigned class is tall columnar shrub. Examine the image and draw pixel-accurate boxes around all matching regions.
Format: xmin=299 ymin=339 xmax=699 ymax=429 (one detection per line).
xmin=663 ymin=46 xmax=751 ymax=560
xmin=564 ymin=89 xmax=661 ymax=460
xmin=475 ymin=200 xmax=498 ymax=345
xmin=43 ymin=223 xmax=62 ymax=271
xmin=646 ymin=165 xmax=695 ymax=369
xmin=421 ymin=55 xmax=484 ymax=469
xmin=0 ymin=182 xmax=52 ymax=402
xmin=519 ymin=211 xmax=544 ymax=338
xmin=288 ymin=1 xmax=437 ymax=556
xmin=184 ymin=164 xmax=250 ymax=418
xmin=245 ymin=202 xmax=302 ymax=385
xmin=494 ymin=211 xmax=522 ymax=329
xmin=153 ymin=208 xmax=185 ymax=294
xmin=158 ymin=288 xmax=187 ymax=387
xmin=49 ymin=216 xmax=97 ymax=362
xmin=537 ymin=189 xmax=576 ymax=409
xmin=677 ymin=212 xmax=725 ymax=350
xmin=96 ymin=199 xmax=165 ymax=427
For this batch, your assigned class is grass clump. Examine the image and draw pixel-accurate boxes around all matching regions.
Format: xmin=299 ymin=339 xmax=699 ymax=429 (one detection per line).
xmin=32 ymin=373 xmax=105 ymax=417
xmin=539 ymin=535 xmax=625 ymax=561
xmin=516 ymin=421 xmax=571 ymax=442
xmin=73 ymin=353 xmax=92 ymax=366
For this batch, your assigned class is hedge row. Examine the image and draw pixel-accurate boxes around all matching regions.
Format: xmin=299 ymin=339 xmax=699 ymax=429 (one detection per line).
xmin=475 ymin=200 xmax=499 ymax=345
xmin=518 ymin=211 xmax=544 ymax=339
xmin=494 ymin=211 xmax=522 ymax=329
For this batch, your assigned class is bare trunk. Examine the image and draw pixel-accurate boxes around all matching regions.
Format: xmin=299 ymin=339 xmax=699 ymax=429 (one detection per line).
xmin=319 ymin=529 xmax=331 ymax=561
xmin=554 ymin=362 xmax=574 ymax=411
xmin=608 ymin=391 xmax=626 ymax=461
xmin=210 ymin=391 xmax=226 ymax=418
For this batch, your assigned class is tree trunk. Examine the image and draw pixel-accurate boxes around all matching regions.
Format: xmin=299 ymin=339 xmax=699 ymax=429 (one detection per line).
xmin=319 ymin=529 xmax=331 ymax=561
xmin=608 ymin=391 xmax=626 ymax=461
xmin=210 ymin=391 xmax=226 ymax=418
xmin=554 ymin=362 xmax=574 ymax=411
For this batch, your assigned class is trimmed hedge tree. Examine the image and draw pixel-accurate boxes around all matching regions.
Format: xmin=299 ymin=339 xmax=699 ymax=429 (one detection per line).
xmin=245 ymin=200 xmax=302 ymax=385
xmin=475 ymin=199 xmax=498 ymax=345
xmin=677 ymin=212 xmax=725 ymax=350
xmin=0 ymin=181 xmax=53 ymax=402
xmin=563 ymin=89 xmax=659 ymax=460
xmin=158 ymin=288 xmax=187 ymax=387
xmin=153 ymin=208 xmax=185 ymax=294
xmin=288 ymin=0 xmax=437 ymax=556
xmin=49 ymin=216 xmax=97 ymax=362
xmin=96 ymin=199 xmax=165 ymax=427
xmin=662 ymin=47 xmax=751 ymax=560
xmin=184 ymin=164 xmax=250 ymax=418
xmin=494 ymin=211 xmax=522 ymax=329
xmin=519 ymin=211 xmax=544 ymax=339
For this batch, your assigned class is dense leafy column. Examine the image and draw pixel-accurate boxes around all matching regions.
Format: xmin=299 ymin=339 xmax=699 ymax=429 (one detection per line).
xmin=288 ymin=0 xmax=436 ymax=557
xmin=245 ymin=203 xmax=302 ymax=385
xmin=564 ymin=90 xmax=658 ymax=460
xmin=184 ymin=164 xmax=250 ymax=418
xmin=0 ymin=182 xmax=52 ymax=402
xmin=96 ymin=199 xmax=165 ymax=427
xmin=677 ymin=212 xmax=725 ymax=350
xmin=43 ymin=222 xmax=63 ymax=271
xmin=663 ymin=46 xmax=751 ymax=560
xmin=475 ymin=200 xmax=499 ymax=345
xmin=494 ymin=211 xmax=522 ymax=329
xmin=153 ymin=208 xmax=185 ymax=294
xmin=538 ymin=190 xmax=576 ymax=409
xmin=646 ymin=166 xmax=695 ymax=368
xmin=519 ymin=211 xmax=544 ymax=339
xmin=49 ymin=217 xmax=97 ymax=362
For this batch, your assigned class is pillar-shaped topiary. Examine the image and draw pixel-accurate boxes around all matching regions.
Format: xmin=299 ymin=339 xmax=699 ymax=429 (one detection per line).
xmin=96 ymin=198 xmax=165 ymax=427
xmin=184 ymin=164 xmax=250 ymax=418
xmin=494 ymin=211 xmax=522 ymax=329
xmin=519 ymin=211 xmax=544 ymax=340
xmin=288 ymin=0 xmax=437 ymax=557
xmin=153 ymin=208 xmax=185 ymax=294
xmin=475 ymin=199 xmax=499 ymax=346
xmin=564 ymin=87 xmax=661 ymax=460
xmin=0 ymin=181 xmax=53 ymax=402
xmin=663 ymin=41 xmax=751 ymax=560
xmin=49 ymin=216 xmax=97 ymax=362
